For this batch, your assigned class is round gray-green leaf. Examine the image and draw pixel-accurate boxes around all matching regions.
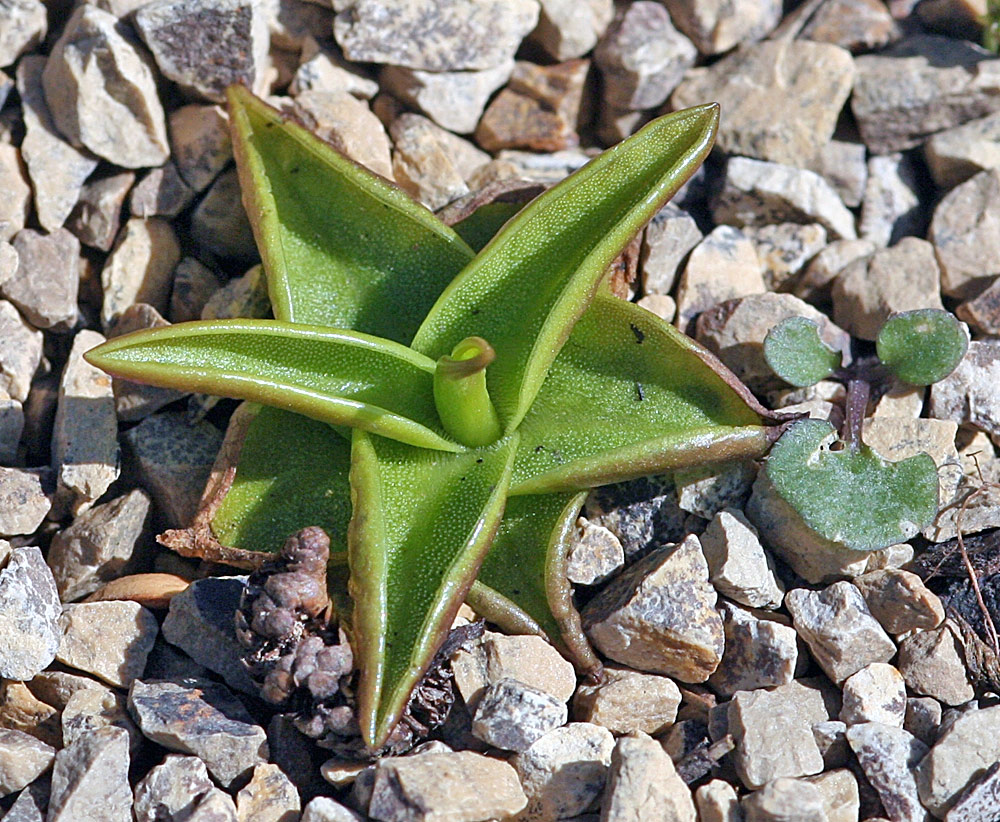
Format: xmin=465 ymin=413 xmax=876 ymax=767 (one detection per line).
xmin=876 ymin=309 xmax=968 ymax=386
xmin=763 ymin=317 xmax=841 ymax=387
xmin=765 ymin=419 xmax=938 ymax=552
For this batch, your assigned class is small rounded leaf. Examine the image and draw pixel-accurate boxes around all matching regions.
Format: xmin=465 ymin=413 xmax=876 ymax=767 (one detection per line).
xmin=765 ymin=419 xmax=939 ymax=553
xmin=763 ymin=317 xmax=841 ymax=387
xmin=876 ymin=309 xmax=968 ymax=386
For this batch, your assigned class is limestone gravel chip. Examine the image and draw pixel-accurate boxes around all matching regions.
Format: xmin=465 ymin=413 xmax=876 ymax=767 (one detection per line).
xmin=471 ymin=678 xmax=568 ymax=752
xmin=47 ymin=726 xmax=132 ymax=822
xmin=846 ymin=722 xmax=928 ymax=822
xmin=601 ymin=732 xmax=695 ymax=822
xmin=132 ymin=754 xmax=215 ymax=822
xmin=0 ymin=468 xmax=50 ymax=537
xmin=4 ymin=227 xmax=81 ymax=331
xmin=897 ymin=623 xmax=976 ymax=707
xmin=235 ymin=763 xmax=301 ymax=822
xmin=0 ymin=143 xmax=30 ymax=242
xmin=0 ymin=546 xmax=60 ymax=681
xmin=572 ymin=665 xmax=681 ymax=736
xmin=0 ymin=728 xmax=54 ymax=798
xmin=839 ymin=663 xmax=907 ymax=727
xmin=56 ymin=600 xmax=159 ymax=688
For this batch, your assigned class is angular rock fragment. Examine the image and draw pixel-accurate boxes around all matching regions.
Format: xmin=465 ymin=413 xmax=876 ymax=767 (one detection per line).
xmin=859 ymin=153 xmax=923 ymax=248
xmin=925 ymin=111 xmax=1000 ymax=189
xmin=929 ymin=341 xmax=1000 ymax=438
xmin=742 ymin=777 xmax=827 ymax=822
xmin=43 ymin=5 xmax=170 ymax=168
xmin=713 ymin=156 xmax=857 ymax=241
xmin=795 ymin=238 xmax=875 ymax=304
xmin=170 ymin=257 xmax=223 ymax=324
xmin=840 ymin=664 xmax=907 ymax=727
xmin=662 ymin=0 xmax=781 ymax=55
xmin=368 ymin=751 xmax=527 ymax=822
xmin=0 ymin=144 xmax=30 ymax=243
xmin=391 ymin=113 xmax=472 ymax=210
xmin=293 ymin=90 xmax=394 ymax=180
xmin=51 ymin=329 xmax=120 ymax=515
xmin=61 ymin=688 xmax=142 ymax=756
xmin=0 ymin=0 xmax=46 ymax=68
xmin=745 ymin=222 xmax=827 ymax=293
xmin=472 ymin=678 xmax=567 ymax=752
xmin=572 ymin=666 xmax=679 ymax=736
xmin=129 ymin=163 xmax=196 ymax=219
xmin=333 ymin=0 xmax=540 ymax=72
xmin=0 ymin=398 xmax=23 ymax=464
xmin=957 ymin=276 xmax=1000 ymax=336
xmin=134 ymin=0 xmax=269 ymax=104
xmin=795 ymin=0 xmax=898 ymax=53
xmin=133 ymin=755 xmax=215 ymax=822
xmin=594 ymin=2 xmax=696 ymax=111
xmin=292 ymin=40 xmax=379 ymax=99
xmin=16 ymin=56 xmax=98 ymax=234
xmin=847 ymin=722 xmax=927 ymax=822
xmin=47 ymin=727 xmax=132 ymax=822
xmin=529 ymin=0 xmax=613 ymax=60
xmin=0 ymin=547 xmax=60 ymax=681
xmin=66 ymin=171 xmax=135 ymax=253
xmin=852 ymin=569 xmax=945 ymax=635
xmin=100 ymin=218 xmax=181 ymax=330
xmin=57 ymin=601 xmax=158 ymax=688
xmin=672 ymin=40 xmax=854 ymax=168
xmin=168 ymin=104 xmax=233 ymax=193
xmin=235 ymin=763 xmax=301 ymax=822
xmin=806 ymin=139 xmax=868 ymax=209
xmin=4 ymin=228 xmax=80 ymax=330
xmin=700 ymin=508 xmax=784 ymax=609
xmin=0 ymin=728 xmax=54 ymax=798
xmin=0 ymin=300 xmax=41 ymax=403
xmin=566 ymin=517 xmax=625 ymax=585
xmin=602 ymin=732 xmax=695 ymax=822
xmin=785 ymin=582 xmax=896 ymax=684
xmin=945 ymin=761 xmax=1000 ymax=822
xmin=897 ymin=623 xmax=975 ymax=706
xmin=0 ymin=467 xmax=49 ymax=537
xmin=640 ymin=204 xmax=702 ymax=298
xmin=190 ymin=168 xmax=257 ymax=260
xmin=708 ymin=601 xmax=798 ymax=698
xmin=128 ymin=679 xmax=268 ymax=788
xmin=582 ymin=535 xmax=724 ymax=682
xmin=917 ymin=706 xmax=1000 ymax=816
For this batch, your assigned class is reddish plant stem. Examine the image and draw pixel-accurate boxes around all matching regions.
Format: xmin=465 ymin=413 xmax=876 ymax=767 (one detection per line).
xmin=844 ymin=378 xmax=869 ymax=452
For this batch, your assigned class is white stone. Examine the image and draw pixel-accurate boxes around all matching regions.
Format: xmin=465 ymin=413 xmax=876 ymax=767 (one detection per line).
xmin=0 ymin=144 xmax=29 ymax=242
xmin=292 ymin=90 xmax=393 ymax=180
xmin=840 ymin=663 xmax=907 ymax=727
xmin=0 ymin=299 xmax=42 ymax=402
xmin=0 ymin=0 xmax=46 ymax=68
xmin=572 ymin=666 xmax=681 ymax=736
xmin=600 ymin=732 xmax=695 ymax=822
xmin=701 ymin=508 xmax=784 ymax=609
xmin=858 ymin=153 xmax=922 ymax=248
xmin=100 ymin=218 xmax=181 ymax=331
xmin=917 ymin=706 xmax=1000 ymax=816
xmin=529 ymin=0 xmax=613 ymax=61
xmin=930 ymin=341 xmax=1000 ymax=438
xmin=662 ymin=0 xmax=781 ymax=54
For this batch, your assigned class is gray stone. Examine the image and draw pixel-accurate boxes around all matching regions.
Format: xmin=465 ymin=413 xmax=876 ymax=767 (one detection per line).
xmin=302 ymin=797 xmax=366 ymax=822
xmin=4 ymin=228 xmax=80 ymax=330
xmin=905 ymin=697 xmax=942 ymax=747
xmin=294 ymin=90 xmax=394 ymax=179
xmin=728 ymin=680 xmax=827 ymax=789
xmin=291 ymin=39 xmax=379 ymax=99
xmin=262 ymin=0 xmax=332 ymax=52
xmin=583 ymin=475 xmax=688 ymax=557
xmin=0 ymin=0 xmax=45 ymax=68
xmin=130 ymin=163 xmax=196 ymax=219
xmin=61 ymin=688 xmax=142 ymax=756
xmin=930 ymin=167 xmax=1000 ymax=300
xmin=572 ymin=666 xmax=680 ymax=736
xmin=805 ymin=139 xmax=868 ymax=208
xmin=161 ymin=575 xmax=257 ymax=695
xmin=745 ymin=222 xmax=827 ymax=293
xmin=840 ymin=663 xmax=907 ymax=727
xmin=0 ymin=241 xmax=15 ymax=290
xmin=134 ymin=0 xmax=269 ymax=104
xmin=123 ymin=411 xmax=223 ymax=529
xmin=188 ymin=789 xmax=239 ymax=820
xmin=675 ymin=225 xmax=766 ymax=331
xmin=852 ymin=36 xmax=1000 ymax=154
xmin=57 ymin=601 xmax=158 ymax=688
xmin=391 ymin=113 xmax=473 ymax=210
xmin=567 ymin=517 xmax=625 ymax=586
xmin=594 ymin=2 xmax=696 ymax=111
xmin=51 ymin=329 xmax=120 ymax=515
xmin=107 ymin=305 xmax=187 ymax=421
xmin=48 ymin=727 xmax=132 ymax=822
xmin=708 ymin=601 xmax=798 ymax=698
xmin=3 ymin=777 xmax=48 ymax=822
xmin=807 ymin=768 xmax=861 ymax=822
xmin=833 ymin=236 xmax=945 ymax=340
xmin=133 ymin=754 xmax=215 ymax=822
xmin=898 ymin=623 xmax=975 ymax=706
xmin=694 ymin=292 xmax=850 ymax=391
xmin=853 ymin=569 xmax=945 ymax=635
xmin=713 ymin=156 xmax=857 ymax=241
xmin=129 ymin=679 xmax=268 ymax=788
xmin=795 ymin=238 xmax=876 ymax=303
xmin=482 ymin=633 xmax=576 ymax=703
xmin=601 ymin=732 xmax=695 ymax=822
xmin=742 ymin=778 xmax=827 ymax=822
xmin=43 ymin=5 xmax=170 ymax=168
xmin=101 ymin=218 xmax=182 ymax=330
xmin=471 ymin=678 xmax=567 ymax=752
xmin=785 ymin=582 xmax=896 ymax=683
xmin=0 ymin=299 xmax=41 ymax=402
xmin=847 ymin=722 xmax=927 ymax=822
xmin=334 ymin=0 xmax=540 ymax=72
xmin=0 ymin=144 xmax=29 ymax=242
xmin=0 ymin=397 xmax=23 ymax=464
xmin=795 ymin=0 xmax=898 ymax=52
xmin=674 ymin=460 xmax=756 ymax=521
xmin=661 ymin=0 xmax=781 ymax=55
xmin=47 ymin=489 xmax=152 ymax=603
xmin=700 ymin=508 xmax=784 ymax=609
xmin=496 ymin=147 xmax=593 ymax=183
xmin=859 ymin=153 xmax=923 ymax=248
xmin=0 ymin=471 xmax=49 ymax=535
xmin=368 ymin=750 xmax=526 ymax=822
xmin=27 ymin=671 xmax=109 ymax=712
xmin=66 ymin=171 xmax=135 ymax=252
xmin=929 ymin=341 xmax=1000 ymax=437
xmin=168 ymin=104 xmax=232 ymax=193
xmin=380 ymin=62 xmax=513 ymax=135
xmin=925 ymin=111 xmax=1000 ymax=189
xmin=956 ymin=276 xmax=1000 ymax=336
xmin=945 ymin=761 xmax=1000 ymax=822
xmin=529 ymin=0 xmax=613 ymax=61
xmin=0 ymin=547 xmax=60 ymax=682
xmin=918 ymin=706 xmax=1000 ymax=816
xmin=672 ymin=40 xmax=854 ymax=168
xmin=582 ymin=535 xmax=724 ymax=683
xmin=190 ymin=168 xmax=257 ymax=260
xmin=235 ymin=763 xmax=301 ymax=822
xmin=640 ymin=204 xmax=702 ymax=298
xmin=170 ymin=257 xmax=224 ymax=323
xmin=512 ymin=723 xmax=615 ymax=822
xmin=16 ymin=56 xmax=98 ymax=233
xmin=0 ymin=728 xmax=54 ymax=798
xmin=813 ymin=720 xmax=851 ymax=770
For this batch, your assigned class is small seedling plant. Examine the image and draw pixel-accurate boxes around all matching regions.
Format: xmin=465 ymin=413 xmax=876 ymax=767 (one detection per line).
xmin=88 ymin=88 xmax=786 ymax=749
xmin=761 ymin=309 xmax=968 ymax=552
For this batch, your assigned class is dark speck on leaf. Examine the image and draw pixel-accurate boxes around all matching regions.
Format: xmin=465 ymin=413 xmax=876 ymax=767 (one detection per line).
xmin=630 ymin=323 xmax=645 ymax=344
xmin=476 ymin=458 xmax=483 ymax=463
xmin=290 ymin=167 xmax=300 ymax=174
xmin=534 ymin=445 xmax=546 ymax=453
xmin=635 ymin=382 xmax=645 ymax=402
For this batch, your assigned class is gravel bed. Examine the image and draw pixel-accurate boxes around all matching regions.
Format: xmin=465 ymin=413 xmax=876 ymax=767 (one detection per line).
xmin=2 ymin=0 xmax=1000 ymax=820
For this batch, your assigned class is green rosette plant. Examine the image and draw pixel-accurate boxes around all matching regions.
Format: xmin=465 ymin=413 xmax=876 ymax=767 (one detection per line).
xmin=87 ymin=87 xmax=785 ymax=750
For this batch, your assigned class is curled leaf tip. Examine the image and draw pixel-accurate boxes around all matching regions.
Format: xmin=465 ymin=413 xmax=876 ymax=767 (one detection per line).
xmin=437 ymin=336 xmax=496 ymax=380
xmin=434 ymin=337 xmax=502 ymax=448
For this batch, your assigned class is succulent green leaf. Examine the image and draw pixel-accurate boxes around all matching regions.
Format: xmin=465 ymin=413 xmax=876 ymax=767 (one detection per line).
xmin=450 ymin=201 xmax=525 ymax=252
xmin=876 ymin=309 xmax=968 ymax=386
xmin=211 ymin=406 xmax=353 ymax=555
xmin=348 ymin=430 xmax=518 ymax=748
xmin=511 ymin=292 xmax=774 ymax=494
xmin=411 ymin=104 xmax=720 ymax=432
xmin=765 ymin=419 xmax=938 ymax=552
xmin=474 ymin=491 xmax=599 ymax=673
xmin=84 ymin=320 xmax=460 ymax=452
xmin=227 ymin=85 xmax=474 ymax=339
xmin=763 ymin=316 xmax=841 ymax=387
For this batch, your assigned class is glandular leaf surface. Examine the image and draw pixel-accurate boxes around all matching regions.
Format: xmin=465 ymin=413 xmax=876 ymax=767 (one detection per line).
xmin=876 ymin=309 xmax=968 ymax=386
xmin=763 ymin=316 xmax=841 ymax=388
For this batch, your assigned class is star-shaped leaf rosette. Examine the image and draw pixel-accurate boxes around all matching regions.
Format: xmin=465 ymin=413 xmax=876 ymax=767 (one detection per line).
xmin=86 ymin=87 xmax=786 ymax=751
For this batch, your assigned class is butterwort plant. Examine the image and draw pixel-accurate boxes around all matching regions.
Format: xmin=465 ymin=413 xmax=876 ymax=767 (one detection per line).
xmin=86 ymin=87 xmax=785 ymax=750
